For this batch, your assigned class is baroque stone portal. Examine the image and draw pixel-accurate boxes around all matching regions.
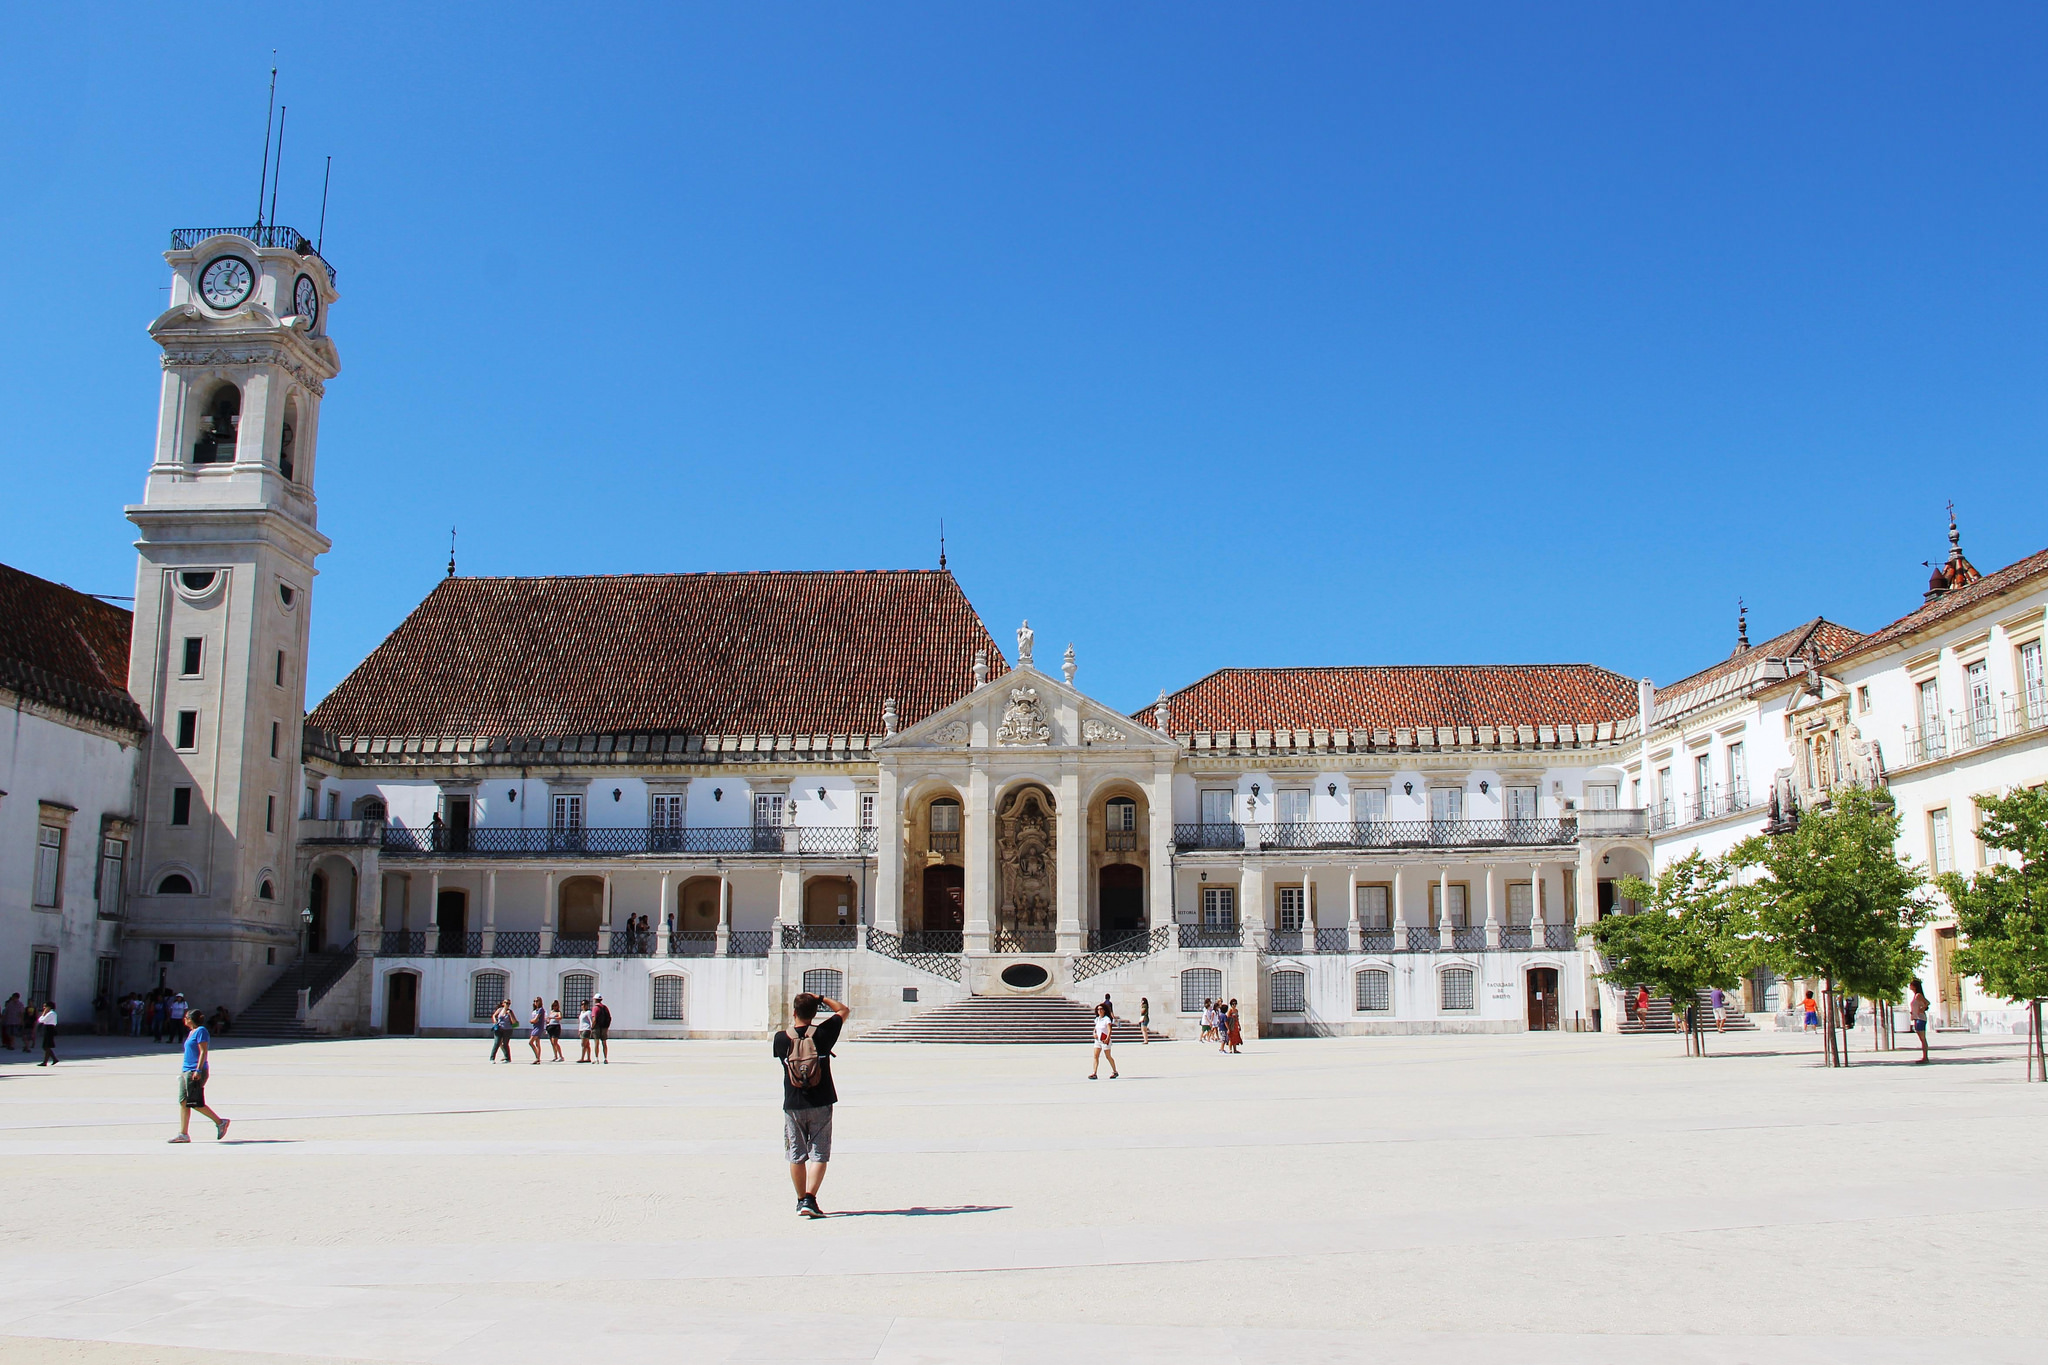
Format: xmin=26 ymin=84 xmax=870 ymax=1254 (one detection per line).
xmin=996 ymin=785 xmax=1056 ymax=944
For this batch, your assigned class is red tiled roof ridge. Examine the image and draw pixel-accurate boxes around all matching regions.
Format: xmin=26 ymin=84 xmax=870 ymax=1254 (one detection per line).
xmin=445 ymin=567 xmax=958 ymax=581
xmin=1148 ymin=661 xmax=1638 ymax=734
xmin=1828 ymin=544 xmax=2048 ymax=665
xmin=0 ymin=561 xmax=145 ymax=733
xmin=1655 ymin=617 xmax=1864 ymax=701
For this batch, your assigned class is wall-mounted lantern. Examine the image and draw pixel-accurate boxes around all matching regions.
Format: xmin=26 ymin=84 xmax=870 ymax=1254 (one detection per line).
xmin=713 ymin=788 xmax=723 ymax=802
xmin=1327 ymin=783 xmax=1337 ymax=797
xmin=1479 ymin=781 xmax=1489 ymax=794
xmin=1404 ymin=781 xmax=1414 ymax=795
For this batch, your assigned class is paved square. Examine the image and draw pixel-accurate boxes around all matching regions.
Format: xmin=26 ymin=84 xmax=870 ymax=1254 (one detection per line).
xmin=1 ymin=1029 xmax=2042 ymax=1364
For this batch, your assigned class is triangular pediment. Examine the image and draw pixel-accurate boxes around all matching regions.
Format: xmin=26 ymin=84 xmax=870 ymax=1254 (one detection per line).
xmin=885 ymin=662 xmax=1177 ymax=753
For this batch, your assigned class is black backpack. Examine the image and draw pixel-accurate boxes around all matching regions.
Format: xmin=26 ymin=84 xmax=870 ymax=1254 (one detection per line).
xmin=594 ymin=1002 xmax=611 ymax=1029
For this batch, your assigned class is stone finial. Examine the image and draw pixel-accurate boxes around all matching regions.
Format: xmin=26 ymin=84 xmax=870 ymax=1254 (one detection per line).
xmin=973 ymin=650 xmax=987 ymax=686
xmin=1154 ymin=688 xmax=1170 ymax=732
xmin=1062 ymin=643 xmax=1076 ymax=686
xmin=1016 ymin=619 xmax=1034 ymax=666
xmin=882 ymin=697 xmax=897 ymax=737
xmin=1733 ymin=597 xmax=1749 ymax=654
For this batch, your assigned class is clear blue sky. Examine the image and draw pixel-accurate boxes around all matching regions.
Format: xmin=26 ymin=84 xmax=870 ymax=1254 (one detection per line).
xmin=6 ymin=5 xmax=2046 ymax=713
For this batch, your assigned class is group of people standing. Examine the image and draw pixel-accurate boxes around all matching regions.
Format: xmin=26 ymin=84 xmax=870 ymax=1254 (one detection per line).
xmin=1 ymin=994 xmax=61 ymax=1065
xmin=487 ymin=995 xmax=612 ymax=1064
xmin=1199 ymin=997 xmax=1243 ymax=1053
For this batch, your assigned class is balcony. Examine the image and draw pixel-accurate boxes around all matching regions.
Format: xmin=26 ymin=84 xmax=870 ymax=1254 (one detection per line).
xmin=927 ymin=831 xmax=961 ymax=856
xmin=381 ymin=824 xmax=876 ymax=858
xmin=171 ymin=224 xmax=336 ymax=284
xmin=1576 ymin=807 xmax=1649 ymax=838
xmin=1905 ymin=694 xmax=2048 ymax=767
xmin=1172 ymin=818 xmax=1578 ymax=852
xmin=1104 ymin=830 xmax=1139 ymax=852
xmin=1651 ymin=785 xmax=1753 ymax=832
xmin=297 ymin=818 xmax=382 ymax=845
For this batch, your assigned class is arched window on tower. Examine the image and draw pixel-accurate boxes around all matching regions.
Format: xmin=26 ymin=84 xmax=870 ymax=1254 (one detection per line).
xmin=279 ymin=399 xmax=298 ymax=481
xmin=192 ymin=384 xmax=240 ymax=465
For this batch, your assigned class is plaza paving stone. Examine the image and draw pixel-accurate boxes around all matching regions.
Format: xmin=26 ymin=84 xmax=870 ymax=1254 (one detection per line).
xmin=0 ymin=1026 xmax=2042 ymax=1363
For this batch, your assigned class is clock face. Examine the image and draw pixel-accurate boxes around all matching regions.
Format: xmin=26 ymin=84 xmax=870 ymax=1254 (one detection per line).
xmin=293 ymin=274 xmax=320 ymax=327
xmin=199 ymin=255 xmax=254 ymax=309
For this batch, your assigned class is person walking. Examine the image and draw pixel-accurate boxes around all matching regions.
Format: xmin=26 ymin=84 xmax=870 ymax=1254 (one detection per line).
xmin=1635 ymin=985 xmax=1651 ymax=1029
xmin=1137 ymin=997 xmax=1150 ymax=1044
xmin=36 ymin=1001 xmax=59 ymax=1065
xmin=577 ymin=1001 xmax=594 ymax=1062
xmin=1710 ymin=986 xmax=1727 ymax=1033
xmin=1225 ymin=998 xmax=1243 ymax=1054
xmin=167 ymin=993 xmax=189 ymax=1043
xmin=1088 ymin=1002 xmax=1120 ymax=1079
xmin=169 ymin=1007 xmax=229 ymax=1143
xmin=1801 ymin=989 xmax=1821 ymax=1034
xmin=546 ymin=1000 xmax=565 ymax=1061
xmin=1200 ymin=998 xmax=1217 ymax=1044
xmin=591 ymin=995 xmax=611 ymax=1063
xmin=1 ymin=993 xmax=19 ymax=1051
xmin=526 ymin=997 xmax=547 ymax=1064
xmin=1908 ymin=978 xmax=1931 ymax=1063
xmin=489 ymin=999 xmax=516 ymax=1063
xmin=774 ymin=990 xmax=850 ymax=1219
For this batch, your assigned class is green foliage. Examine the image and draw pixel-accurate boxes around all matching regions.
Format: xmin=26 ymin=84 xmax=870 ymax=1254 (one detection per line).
xmin=1580 ymin=851 xmax=1756 ymax=1016
xmin=1943 ymin=785 xmax=2048 ymax=1006
xmin=1729 ymin=785 xmax=1928 ymax=1003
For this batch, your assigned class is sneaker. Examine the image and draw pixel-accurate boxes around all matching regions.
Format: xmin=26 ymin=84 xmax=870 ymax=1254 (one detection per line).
xmin=214 ymin=1118 xmax=230 ymax=1140
xmin=797 ymin=1196 xmax=824 ymax=1219
xmin=167 ymin=1134 xmax=190 ymax=1144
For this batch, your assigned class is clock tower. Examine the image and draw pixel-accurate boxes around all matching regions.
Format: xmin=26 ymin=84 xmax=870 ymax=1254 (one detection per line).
xmin=123 ymin=226 xmax=340 ymax=1008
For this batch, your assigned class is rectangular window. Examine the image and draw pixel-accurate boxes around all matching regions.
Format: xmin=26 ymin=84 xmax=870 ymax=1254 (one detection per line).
xmin=171 ymin=787 xmax=193 ymax=826
xmin=1929 ymin=808 xmax=1953 ymax=875
xmin=29 ymin=951 xmax=55 ymax=1003
xmin=1270 ymin=970 xmax=1306 ymax=1013
xmin=97 ymin=837 xmax=126 ymax=918
xmin=1353 ymin=787 xmax=1387 ymax=822
xmin=1355 ymin=969 xmax=1391 ymax=1012
xmin=2022 ymin=640 xmax=2045 ymax=722
xmin=1655 ymin=766 xmax=1673 ymax=822
xmin=34 ymin=825 xmax=64 ymax=908
xmin=1276 ymin=789 xmax=1312 ymax=825
xmin=1504 ymin=785 xmax=1538 ymax=821
xmin=1919 ymin=679 xmax=1944 ymax=757
xmin=1507 ymin=881 xmax=1535 ymax=925
xmin=180 ymin=636 xmax=203 ymax=676
xmin=175 ymin=710 xmax=198 ymax=750
xmin=1725 ymin=743 xmax=1747 ymax=801
xmin=95 ymin=956 xmax=116 ymax=1007
xmin=859 ymin=792 xmax=876 ymax=830
xmin=753 ymin=792 xmax=784 ymax=828
xmin=1630 ymin=777 xmax=1642 ymax=807
xmin=552 ymin=794 xmax=583 ymax=830
xmin=1429 ymin=787 xmax=1464 ymax=823
xmin=1200 ymin=789 xmax=1234 ymax=827
xmin=1201 ymin=886 xmax=1236 ymax=929
xmin=1856 ymin=685 xmax=1871 ymax=713
xmin=928 ymin=800 xmax=960 ymax=833
xmin=1427 ymin=882 xmax=1470 ymax=926
xmin=471 ymin=973 xmax=507 ymax=1021
xmin=651 ymin=975 xmax=685 ymax=1022
xmin=1440 ymin=967 xmax=1476 ymax=1012
xmin=651 ymin=794 xmax=684 ymax=829
xmin=275 ymin=649 xmax=285 ymax=687
xmin=1586 ymin=784 xmax=1618 ymax=810
xmin=270 ymin=721 xmax=280 ymax=758
xmin=1694 ymin=753 xmax=1712 ymax=815
xmin=1968 ymin=660 xmax=1995 ymax=744
xmin=1356 ymin=883 xmax=1391 ymax=929
xmin=325 ymin=790 xmax=339 ymax=820
xmin=1276 ymin=886 xmax=1305 ymax=931
xmin=265 ymin=794 xmax=275 ymax=833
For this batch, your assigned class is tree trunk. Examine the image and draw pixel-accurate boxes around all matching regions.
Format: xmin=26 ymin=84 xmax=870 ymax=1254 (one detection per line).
xmin=1821 ymin=981 xmax=1840 ymax=1068
xmin=2032 ymin=1000 xmax=2045 ymax=1083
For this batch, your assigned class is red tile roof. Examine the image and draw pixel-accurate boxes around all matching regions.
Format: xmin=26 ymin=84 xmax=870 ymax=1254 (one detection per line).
xmin=1654 ymin=618 xmax=1865 ymax=707
xmin=0 ymin=562 xmax=143 ymax=733
xmin=1829 ymin=544 xmax=2048 ymax=665
xmin=1150 ymin=664 xmax=1639 ymax=735
xmin=309 ymin=570 xmax=1006 ymax=742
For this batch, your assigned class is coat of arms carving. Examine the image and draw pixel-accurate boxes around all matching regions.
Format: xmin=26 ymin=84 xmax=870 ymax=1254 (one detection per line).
xmin=995 ymin=685 xmax=1052 ymax=746
xmin=933 ymin=720 xmax=971 ymax=747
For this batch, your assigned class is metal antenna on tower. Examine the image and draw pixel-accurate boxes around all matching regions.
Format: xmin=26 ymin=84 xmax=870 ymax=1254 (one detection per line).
xmin=939 ymin=519 xmax=947 ymax=571
xmin=268 ymin=105 xmax=287 ymax=228
xmin=316 ymin=156 xmax=333 ymax=251
xmin=255 ymin=58 xmax=278 ymax=224
xmin=448 ymin=527 xmax=458 ymax=578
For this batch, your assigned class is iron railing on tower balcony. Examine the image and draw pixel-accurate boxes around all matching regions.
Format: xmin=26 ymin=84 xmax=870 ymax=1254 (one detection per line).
xmin=170 ymin=226 xmax=337 ymax=285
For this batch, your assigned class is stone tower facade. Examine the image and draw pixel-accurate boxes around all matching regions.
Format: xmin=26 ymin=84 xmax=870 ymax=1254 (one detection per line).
xmin=122 ymin=227 xmax=339 ymax=1008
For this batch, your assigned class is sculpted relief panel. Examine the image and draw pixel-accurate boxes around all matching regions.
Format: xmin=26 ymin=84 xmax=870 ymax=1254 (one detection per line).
xmin=996 ymin=685 xmax=1052 ymax=746
xmin=996 ymin=785 xmax=1056 ymax=944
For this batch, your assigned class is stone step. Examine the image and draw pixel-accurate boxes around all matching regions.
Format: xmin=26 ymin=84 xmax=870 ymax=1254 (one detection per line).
xmin=1616 ymin=989 xmax=1757 ymax=1034
xmin=864 ymin=995 xmax=1165 ymax=1045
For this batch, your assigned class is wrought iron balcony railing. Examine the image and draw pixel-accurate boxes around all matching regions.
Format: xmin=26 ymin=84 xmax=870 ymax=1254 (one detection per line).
xmin=781 ymin=925 xmax=860 ymax=950
xmin=170 ymin=225 xmax=337 ymax=285
xmin=992 ymin=930 xmax=1057 ymax=954
xmin=382 ymin=824 xmax=875 ymax=857
xmin=1072 ymin=925 xmax=1171 ymax=981
xmin=927 ymin=831 xmax=961 ymax=855
xmin=1904 ymin=695 xmax=2048 ymax=767
xmin=728 ymin=930 xmax=773 ymax=957
xmin=492 ymin=931 xmax=540 ymax=957
xmin=551 ymin=936 xmax=598 ymax=957
xmin=1178 ymin=925 xmax=1241 ymax=949
xmin=667 ymin=931 xmax=718 ymax=957
xmin=1172 ymin=818 xmax=1577 ymax=852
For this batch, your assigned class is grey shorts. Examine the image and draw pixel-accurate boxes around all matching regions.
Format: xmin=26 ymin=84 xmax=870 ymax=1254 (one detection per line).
xmin=783 ymin=1105 xmax=834 ymax=1163
xmin=178 ymin=1070 xmax=206 ymax=1108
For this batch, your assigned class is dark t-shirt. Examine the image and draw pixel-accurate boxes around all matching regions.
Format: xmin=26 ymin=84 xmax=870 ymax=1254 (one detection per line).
xmin=772 ymin=1013 xmax=844 ymax=1111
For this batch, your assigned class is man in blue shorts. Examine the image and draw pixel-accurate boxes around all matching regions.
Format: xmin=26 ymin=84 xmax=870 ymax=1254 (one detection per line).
xmin=170 ymin=1007 xmax=230 ymax=1143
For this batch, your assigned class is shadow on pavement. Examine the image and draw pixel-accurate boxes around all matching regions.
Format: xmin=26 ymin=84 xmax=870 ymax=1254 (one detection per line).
xmin=823 ymin=1205 xmax=1011 ymax=1218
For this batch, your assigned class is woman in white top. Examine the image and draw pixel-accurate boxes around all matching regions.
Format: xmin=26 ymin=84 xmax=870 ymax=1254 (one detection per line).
xmin=577 ymin=1004 xmax=595 ymax=1063
xmin=1088 ymin=1002 xmax=1120 ymax=1080
xmin=36 ymin=1003 xmax=58 ymax=1066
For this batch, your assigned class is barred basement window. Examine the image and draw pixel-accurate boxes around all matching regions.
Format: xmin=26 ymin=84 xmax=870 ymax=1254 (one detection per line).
xmin=1440 ymin=967 xmax=1476 ymax=1012
xmin=472 ymin=972 xmax=508 ymax=1021
xmin=560 ymin=972 xmax=596 ymax=1015
xmin=801 ymin=968 xmax=843 ymax=998
xmin=1180 ymin=967 xmax=1222 ymax=1013
xmin=651 ymin=975 xmax=685 ymax=1022
xmin=1355 ymin=969 xmax=1391 ymax=1013
xmin=1270 ymin=969 xmax=1306 ymax=1014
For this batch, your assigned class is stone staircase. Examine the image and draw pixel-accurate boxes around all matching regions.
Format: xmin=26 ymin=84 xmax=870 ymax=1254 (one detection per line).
xmin=1616 ymin=988 xmax=1756 ymax=1035
xmin=863 ymin=994 xmax=1164 ymax=1045
xmin=233 ymin=951 xmax=360 ymax=1039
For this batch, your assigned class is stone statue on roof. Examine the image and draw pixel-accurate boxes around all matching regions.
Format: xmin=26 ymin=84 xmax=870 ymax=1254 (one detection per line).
xmin=1016 ymin=619 xmax=1034 ymax=667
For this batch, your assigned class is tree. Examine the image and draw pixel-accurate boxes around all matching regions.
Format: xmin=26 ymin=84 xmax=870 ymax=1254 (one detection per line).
xmin=1940 ymin=785 xmax=2048 ymax=1081
xmin=1730 ymin=785 xmax=1929 ymax=1067
xmin=1580 ymin=851 xmax=1755 ymax=1056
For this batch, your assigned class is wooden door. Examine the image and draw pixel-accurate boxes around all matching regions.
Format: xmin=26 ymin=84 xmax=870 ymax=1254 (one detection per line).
xmin=1526 ymin=967 xmax=1559 ymax=1031
xmin=386 ymin=973 xmax=418 ymax=1036
xmin=921 ymin=864 xmax=964 ymax=931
